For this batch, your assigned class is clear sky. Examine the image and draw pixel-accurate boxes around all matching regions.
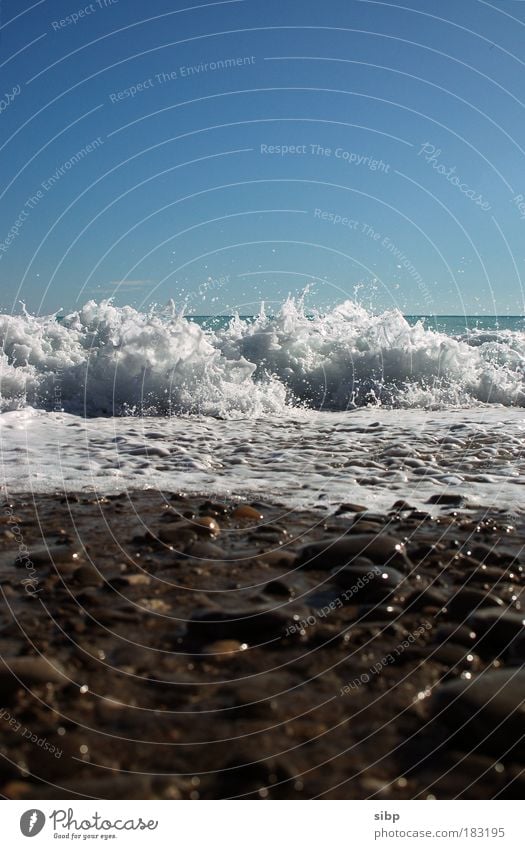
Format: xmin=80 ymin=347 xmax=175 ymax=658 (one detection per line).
xmin=1 ymin=0 xmax=525 ymax=316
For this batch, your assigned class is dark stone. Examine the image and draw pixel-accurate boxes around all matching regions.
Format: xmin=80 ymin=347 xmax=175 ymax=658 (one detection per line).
xmin=431 ymin=643 xmax=479 ymax=671
xmin=404 ymin=587 xmax=448 ymax=612
xmin=297 ymin=534 xmax=407 ymax=571
xmin=264 ymin=580 xmax=295 ymax=598
xmin=447 ymin=588 xmax=504 ymax=620
xmin=427 ymin=493 xmax=465 ymax=506
xmin=434 ymin=623 xmax=477 ymax=648
xmin=468 ymin=608 xmax=525 ymax=658
xmin=331 ymin=564 xmax=405 ymax=603
xmin=186 ymin=607 xmax=305 ymax=646
xmin=0 ymin=656 xmax=69 ymax=697
xmin=431 ymin=669 xmax=525 ymax=759
xmin=335 ymin=503 xmax=368 ymax=515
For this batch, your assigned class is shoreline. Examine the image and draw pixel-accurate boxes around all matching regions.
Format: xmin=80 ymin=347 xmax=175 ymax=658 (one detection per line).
xmin=0 ymin=490 xmax=523 ymax=799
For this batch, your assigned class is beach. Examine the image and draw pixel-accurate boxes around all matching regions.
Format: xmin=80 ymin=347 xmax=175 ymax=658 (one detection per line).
xmin=0 ymin=489 xmax=523 ymax=799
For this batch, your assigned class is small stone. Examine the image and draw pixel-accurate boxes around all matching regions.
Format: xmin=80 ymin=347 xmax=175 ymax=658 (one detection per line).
xmin=447 ymin=588 xmax=504 ymax=620
xmin=404 ymin=587 xmax=448 ymax=613
xmin=468 ymin=608 xmax=525 ymax=658
xmin=432 ymin=643 xmax=480 ymax=671
xmin=194 ymin=516 xmax=221 ymax=536
xmin=430 ymin=669 xmax=525 ymax=759
xmin=297 ymin=534 xmax=407 ymax=570
xmin=159 ymin=523 xmax=197 ymax=545
xmin=427 ymin=493 xmax=465 ymax=506
xmin=350 ymin=520 xmax=384 ymax=534
xmin=264 ymin=580 xmax=294 ymax=597
xmin=186 ymin=607 xmax=303 ymax=646
xmin=258 ymin=550 xmax=296 ymax=567
xmin=125 ymin=573 xmax=152 ymax=586
xmin=335 ymin=503 xmax=368 ymax=515
xmin=73 ymin=564 xmax=103 ymax=587
xmin=232 ymin=505 xmax=264 ymax=520
xmin=202 ymin=640 xmax=248 ymax=659
xmin=434 ymin=624 xmax=477 ymax=648
xmin=0 ymin=656 xmax=69 ymax=695
xmin=331 ymin=564 xmax=405 ymax=602
xmin=23 ymin=546 xmax=81 ymax=568
xmin=184 ymin=540 xmax=226 ymax=559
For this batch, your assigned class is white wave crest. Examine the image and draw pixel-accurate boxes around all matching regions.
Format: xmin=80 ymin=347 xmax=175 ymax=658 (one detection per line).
xmin=0 ymin=298 xmax=523 ymax=416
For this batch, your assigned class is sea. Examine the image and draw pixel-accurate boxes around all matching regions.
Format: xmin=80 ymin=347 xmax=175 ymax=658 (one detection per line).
xmin=0 ymin=298 xmax=524 ymax=513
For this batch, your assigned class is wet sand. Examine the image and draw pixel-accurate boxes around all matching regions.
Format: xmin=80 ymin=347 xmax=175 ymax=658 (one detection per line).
xmin=0 ymin=491 xmax=523 ymax=799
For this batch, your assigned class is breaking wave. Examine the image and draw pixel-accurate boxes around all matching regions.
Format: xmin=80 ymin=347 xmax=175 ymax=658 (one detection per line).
xmin=0 ymin=298 xmax=524 ymax=416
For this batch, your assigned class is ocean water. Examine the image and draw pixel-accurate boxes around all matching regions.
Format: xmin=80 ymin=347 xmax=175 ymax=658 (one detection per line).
xmin=0 ymin=298 xmax=524 ymax=511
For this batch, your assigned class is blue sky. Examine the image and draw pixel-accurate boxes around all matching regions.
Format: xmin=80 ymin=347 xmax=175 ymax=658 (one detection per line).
xmin=1 ymin=0 xmax=525 ymax=315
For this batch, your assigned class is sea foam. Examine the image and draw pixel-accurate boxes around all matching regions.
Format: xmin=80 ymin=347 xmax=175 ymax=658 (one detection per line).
xmin=0 ymin=298 xmax=524 ymax=416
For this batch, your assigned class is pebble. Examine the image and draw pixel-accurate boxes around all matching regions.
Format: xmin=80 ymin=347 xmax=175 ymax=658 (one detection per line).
xmin=431 ymin=669 xmax=525 ymax=758
xmin=468 ymin=608 xmax=525 ymax=657
xmin=193 ymin=517 xmax=221 ymax=536
xmin=201 ymin=640 xmax=248 ymax=659
xmin=331 ymin=564 xmax=405 ymax=602
xmin=232 ymin=505 xmax=264 ymax=520
xmin=258 ymin=549 xmax=296 ymax=567
xmin=184 ymin=540 xmax=226 ymax=559
xmin=427 ymin=493 xmax=465 ymax=506
xmin=158 ymin=523 xmax=197 ymax=545
xmin=187 ymin=607 xmax=303 ymax=645
xmin=159 ymin=517 xmax=220 ymax=543
xmin=335 ymin=503 xmax=368 ymax=515
xmin=0 ymin=656 xmax=69 ymax=695
xmin=24 ymin=546 xmax=81 ymax=567
xmin=297 ymin=534 xmax=407 ymax=570
xmin=73 ymin=564 xmax=103 ymax=587
xmin=432 ymin=643 xmax=480 ymax=671
xmin=404 ymin=587 xmax=448 ymax=612
xmin=434 ymin=623 xmax=477 ymax=647
xmin=447 ymin=588 xmax=504 ymax=619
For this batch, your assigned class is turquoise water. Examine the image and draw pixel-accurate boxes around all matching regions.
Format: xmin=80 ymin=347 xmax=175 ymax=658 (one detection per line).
xmin=191 ymin=315 xmax=525 ymax=334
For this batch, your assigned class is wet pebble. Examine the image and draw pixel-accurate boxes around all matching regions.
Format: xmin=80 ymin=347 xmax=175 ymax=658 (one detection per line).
xmin=427 ymin=493 xmax=465 ymax=506
xmin=447 ymin=588 xmax=504 ymax=620
xmin=201 ymin=640 xmax=248 ymax=660
xmin=73 ymin=564 xmax=103 ymax=587
xmin=404 ymin=587 xmax=449 ymax=613
xmin=468 ymin=608 xmax=525 ymax=658
xmin=232 ymin=505 xmax=264 ymax=520
xmin=431 ymin=669 xmax=525 ymax=759
xmin=23 ymin=546 xmax=81 ymax=568
xmin=297 ymin=534 xmax=407 ymax=571
xmin=0 ymin=656 xmax=69 ymax=695
xmin=186 ymin=607 xmax=304 ymax=646
xmin=331 ymin=564 xmax=405 ymax=603
xmin=335 ymin=503 xmax=368 ymax=515
xmin=432 ymin=643 xmax=480 ymax=671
